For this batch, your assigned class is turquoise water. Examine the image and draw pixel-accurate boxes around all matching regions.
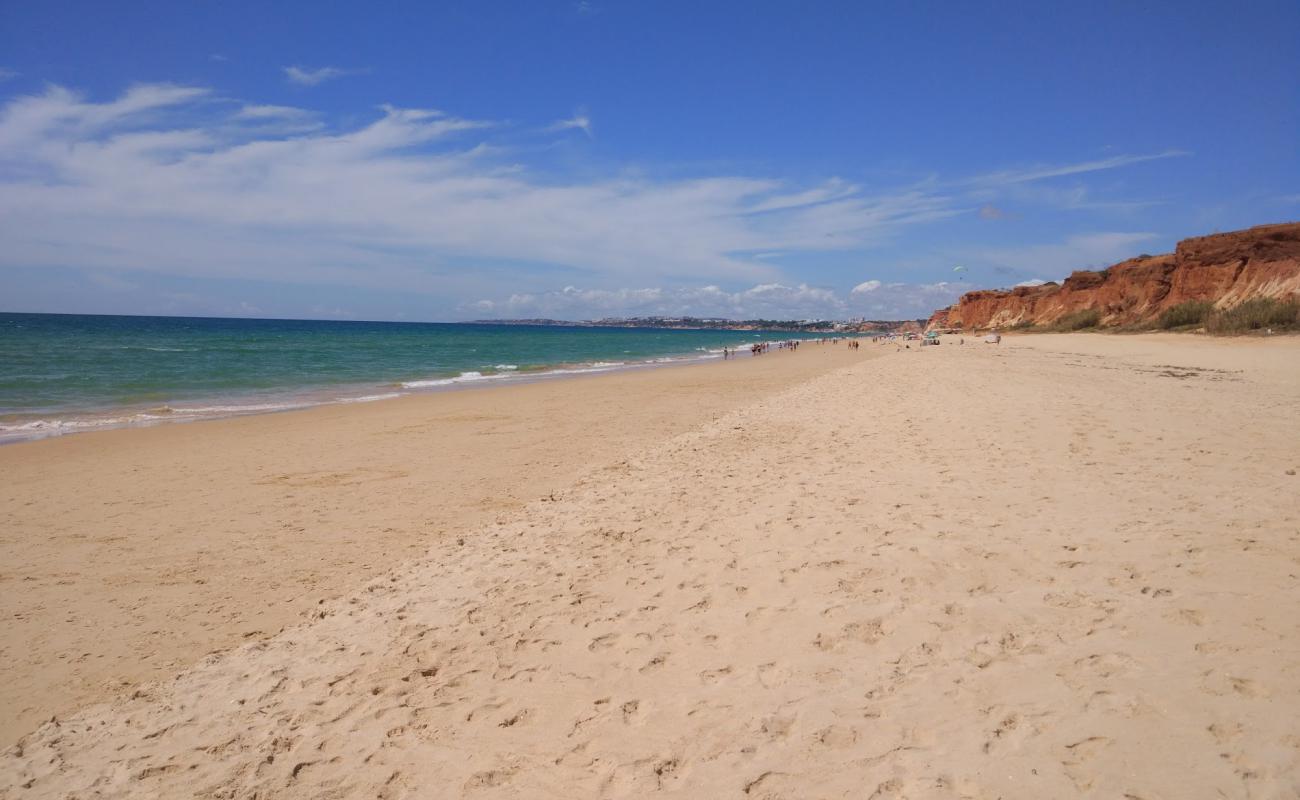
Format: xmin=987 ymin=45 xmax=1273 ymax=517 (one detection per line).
xmin=0 ymin=313 xmax=832 ymax=440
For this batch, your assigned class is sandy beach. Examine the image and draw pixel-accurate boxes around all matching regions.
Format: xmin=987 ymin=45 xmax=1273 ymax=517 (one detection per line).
xmin=0 ymin=342 xmax=867 ymax=750
xmin=2 ymin=333 xmax=1299 ymax=798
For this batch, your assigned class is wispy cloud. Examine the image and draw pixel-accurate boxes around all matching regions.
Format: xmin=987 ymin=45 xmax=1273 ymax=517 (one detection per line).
xmin=283 ymin=65 xmax=360 ymax=86
xmin=467 ymin=279 xmax=962 ymax=321
xmin=547 ymin=112 xmax=593 ymax=138
xmin=967 ymin=150 xmax=1190 ymax=188
xmin=0 ymin=83 xmax=1183 ymax=320
xmin=0 ymin=68 xmax=19 ymax=81
xmin=0 ymin=83 xmax=931 ymax=296
xmin=0 ymin=84 xmax=210 ymax=152
xmin=848 ymin=281 xmax=964 ymax=319
xmin=234 ymin=104 xmax=313 ymax=120
xmin=745 ymin=179 xmax=859 ymax=214
xmin=1000 ymin=182 xmax=1165 ymax=212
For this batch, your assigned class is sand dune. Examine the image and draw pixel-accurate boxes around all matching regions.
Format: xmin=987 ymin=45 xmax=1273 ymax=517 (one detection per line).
xmin=3 ymin=334 xmax=1298 ymax=798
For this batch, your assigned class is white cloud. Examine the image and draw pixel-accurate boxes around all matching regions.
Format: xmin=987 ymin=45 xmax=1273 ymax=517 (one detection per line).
xmin=0 ymin=84 xmax=964 ymax=298
xmin=851 ymin=280 xmax=881 ymax=293
xmin=967 ymin=150 xmax=1190 ymax=187
xmin=467 ymin=280 xmax=961 ymax=321
xmin=846 ymin=281 xmax=964 ymax=319
xmin=548 ymin=112 xmax=593 ymax=138
xmin=0 ymin=68 xmax=18 ymax=81
xmin=469 ymin=283 xmax=847 ymax=320
xmin=1015 ymin=279 xmax=1048 ymax=287
xmin=234 ymin=104 xmax=312 ymax=120
xmin=0 ymin=83 xmax=1186 ymax=321
xmin=746 ymin=179 xmax=858 ymax=214
xmin=0 ymin=84 xmax=209 ymax=153
xmin=283 ymin=65 xmax=356 ymax=86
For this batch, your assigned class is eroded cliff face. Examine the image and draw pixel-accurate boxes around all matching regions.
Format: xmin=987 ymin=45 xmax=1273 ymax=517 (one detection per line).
xmin=928 ymin=222 xmax=1300 ymax=330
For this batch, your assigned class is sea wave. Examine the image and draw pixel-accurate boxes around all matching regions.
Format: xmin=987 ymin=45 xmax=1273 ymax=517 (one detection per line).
xmin=401 ymin=371 xmax=511 ymax=389
xmin=169 ymin=401 xmax=314 ymax=415
xmin=0 ymin=340 xmax=771 ymax=443
xmin=0 ymin=412 xmax=174 ymax=435
xmin=338 ymin=392 xmax=404 ymax=404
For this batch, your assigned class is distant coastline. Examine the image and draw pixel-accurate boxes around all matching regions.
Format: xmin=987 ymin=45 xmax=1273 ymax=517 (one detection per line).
xmin=467 ymin=316 xmax=924 ymax=333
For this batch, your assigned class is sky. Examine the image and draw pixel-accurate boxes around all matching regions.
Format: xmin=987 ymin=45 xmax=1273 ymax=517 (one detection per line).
xmin=1 ymin=1 xmax=1297 ymax=322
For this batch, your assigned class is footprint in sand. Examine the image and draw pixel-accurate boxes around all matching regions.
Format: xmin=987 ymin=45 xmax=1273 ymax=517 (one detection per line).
xmin=759 ymin=714 xmax=795 ymax=741
xmin=497 ymin=708 xmax=532 ymax=728
xmin=814 ymin=620 xmax=885 ymax=651
xmin=588 ymin=633 xmax=618 ymax=651
xmin=757 ymin=662 xmax=791 ymax=689
xmin=814 ymin=725 xmax=859 ymax=749
xmin=700 ymin=665 xmax=733 ymax=684
xmin=464 ymin=767 xmax=516 ymax=790
xmin=639 ymin=653 xmax=669 ymax=673
xmin=621 ymin=699 xmax=645 ymax=724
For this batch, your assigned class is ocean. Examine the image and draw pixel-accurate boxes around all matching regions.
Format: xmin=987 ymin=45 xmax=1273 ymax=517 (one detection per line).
xmin=0 ymin=312 xmax=836 ymax=441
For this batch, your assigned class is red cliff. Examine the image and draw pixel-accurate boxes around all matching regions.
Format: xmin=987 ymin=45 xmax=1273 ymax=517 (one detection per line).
xmin=928 ymin=222 xmax=1300 ymax=330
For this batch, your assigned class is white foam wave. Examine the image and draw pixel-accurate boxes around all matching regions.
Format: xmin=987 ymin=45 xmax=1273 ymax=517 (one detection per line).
xmin=401 ymin=371 xmax=509 ymax=389
xmin=545 ymin=365 xmax=621 ymax=375
xmin=0 ymin=412 xmax=176 ymax=435
xmin=338 ymin=392 xmax=403 ymax=404
xmin=169 ymin=401 xmax=312 ymax=414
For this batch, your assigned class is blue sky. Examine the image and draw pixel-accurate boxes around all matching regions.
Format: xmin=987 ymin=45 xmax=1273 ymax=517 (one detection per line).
xmin=1 ymin=0 xmax=1297 ymax=321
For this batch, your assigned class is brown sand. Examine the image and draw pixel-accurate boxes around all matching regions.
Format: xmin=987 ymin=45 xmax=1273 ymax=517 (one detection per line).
xmin=3 ymin=333 xmax=1299 ymax=797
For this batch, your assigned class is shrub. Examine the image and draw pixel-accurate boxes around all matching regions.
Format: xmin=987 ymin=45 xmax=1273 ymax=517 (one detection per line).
xmin=1049 ymin=308 xmax=1102 ymax=331
xmin=1158 ymin=300 xmax=1214 ymax=329
xmin=1008 ymin=319 xmax=1036 ymax=330
xmin=1205 ymin=297 xmax=1300 ymax=334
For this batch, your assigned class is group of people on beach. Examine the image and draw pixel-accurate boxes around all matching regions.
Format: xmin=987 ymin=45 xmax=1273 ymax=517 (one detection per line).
xmin=719 ymin=335 xmax=881 ymax=360
xmin=750 ymin=339 xmax=804 ymax=356
xmin=723 ymin=339 xmax=811 ymax=359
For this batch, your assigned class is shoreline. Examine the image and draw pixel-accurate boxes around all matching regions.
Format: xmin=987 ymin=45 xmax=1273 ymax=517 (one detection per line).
xmin=0 ymin=332 xmax=836 ymax=445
